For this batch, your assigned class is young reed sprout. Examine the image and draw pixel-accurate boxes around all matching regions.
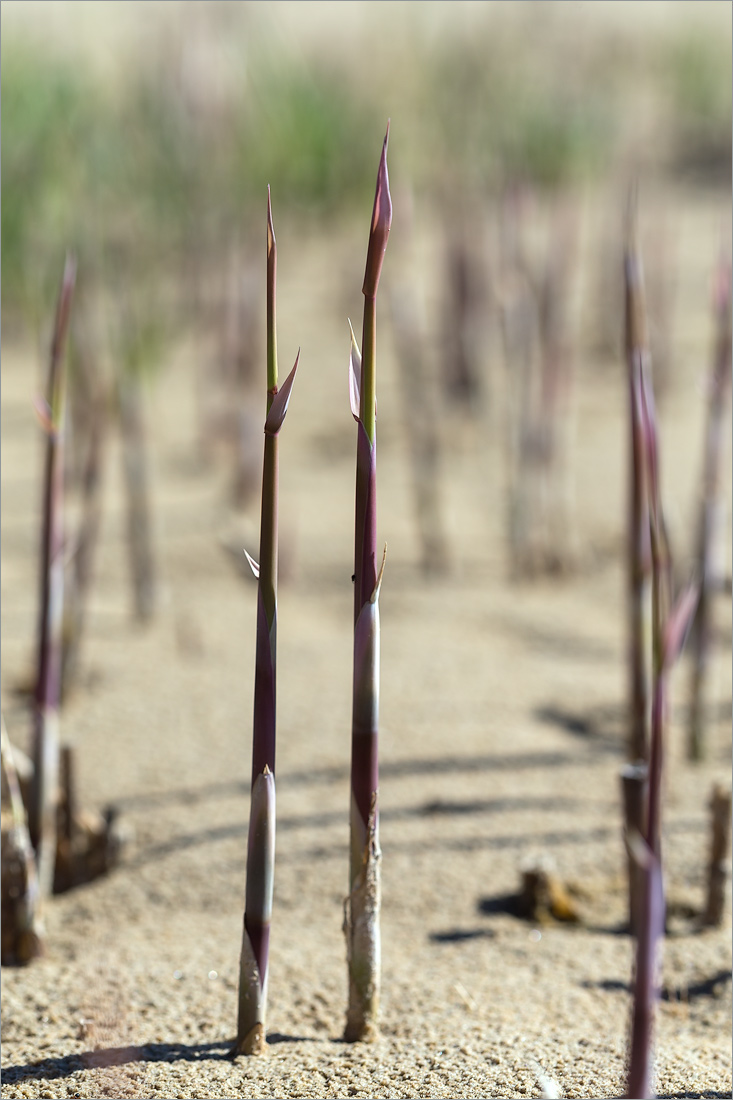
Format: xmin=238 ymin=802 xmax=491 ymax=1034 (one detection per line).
xmin=29 ymin=255 xmax=76 ymax=900
xmin=624 ymin=193 xmax=653 ymax=766
xmin=625 ymin=340 xmax=699 ymax=1100
xmin=344 ymin=123 xmax=391 ymax=1044
xmin=688 ymin=254 xmax=732 ymax=761
xmin=236 ymin=189 xmax=299 ymax=1057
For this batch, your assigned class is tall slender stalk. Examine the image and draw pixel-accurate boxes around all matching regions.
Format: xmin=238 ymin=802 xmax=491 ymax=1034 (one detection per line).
xmin=624 ymin=192 xmax=653 ymax=765
xmin=688 ymin=255 xmax=732 ymax=760
xmin=344 ymin=124 xmax=392 ymax=1044
xmin=28 ymin=255 xmax=76 ymax=899
xmin=625 ymin=358 xmax=699 ymax=1100
xmin=236 ymin=189 xmax=299 ymax=1057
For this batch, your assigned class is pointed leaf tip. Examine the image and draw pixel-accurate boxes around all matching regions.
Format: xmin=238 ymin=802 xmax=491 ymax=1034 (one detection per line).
xmin=244 ymin=549 xmax=260 ymax=579
xmin=362 ymin=123 xmax=393 ymax=298
xmin=348 ymin=319 xmax=362 ymax=421
xmin=267 ymin=187 xmax=275 ymax=258
xmin=264 ymin=350 xmax=300 ymax=435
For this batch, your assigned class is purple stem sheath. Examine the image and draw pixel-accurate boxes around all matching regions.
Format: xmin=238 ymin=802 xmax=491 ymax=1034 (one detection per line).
xmin=237 ymin=190 xmax=298 ymax=1056
xmin=345 ymin=124 xmax=391 ymax=1044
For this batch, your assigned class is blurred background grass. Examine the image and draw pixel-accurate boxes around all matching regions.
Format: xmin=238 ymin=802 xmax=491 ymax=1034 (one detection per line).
xmin=2 ymin=0 xmax=730 ymax=337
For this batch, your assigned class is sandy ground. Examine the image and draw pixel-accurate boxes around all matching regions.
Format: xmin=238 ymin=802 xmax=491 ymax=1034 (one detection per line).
xmin=1 ymin=184 xmax=731 ymax=1099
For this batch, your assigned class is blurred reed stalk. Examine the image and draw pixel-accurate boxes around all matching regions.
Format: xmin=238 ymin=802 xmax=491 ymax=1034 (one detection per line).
xmin=61 ymin=321 xmax=107 ymax=698
xmin=29 ymin=255 xmax=76 ymax=900
xmin=624 ymin=195 xmax=653 ymax=765
xmin=498 ymin=190 xmax=577 ymax=576
xmin=497 ymin=185 xmax=539 ymax=577
xmin=440 ymin=205 xmax=488 ymax=413
xmin=702 ymin=783 xmax=732 ymax=927
xmin=118 ymin=366 xmax=156 ymax=622
xmin=199 ymin=239 xmax=262 ymax=509
xmin=687 ymin=255 xmax=732 ymax=761
xmin=620 ymin=761 xmax=648 ymax=937
xmin=236 ymin=190 xmax=299 ymax=1056
xmin=1 ymin=716 xmax=44 ymax=964
xmin=626 ymin=346 xmax=699 ymax=1100
xmin=535 ymin=205 xmax=577 ymax=573
xmin=344 ymin=125 xmax=391 ymax=1043
xmin=644 ymin=212 xmax=675 ymax=406
xmin=388 ymin=191 xmax=449 ymax=575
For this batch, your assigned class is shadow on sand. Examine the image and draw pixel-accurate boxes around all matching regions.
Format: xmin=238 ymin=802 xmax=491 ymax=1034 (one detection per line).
xmin=2 ymin=1034 xmax=311 ymax=1085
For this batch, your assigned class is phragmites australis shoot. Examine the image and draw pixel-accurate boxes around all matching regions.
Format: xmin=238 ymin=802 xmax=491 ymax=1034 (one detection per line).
xmin=625 ymin=321 xmax=699 ymax=1100
xmin=28 ymin=255 xmax=76 ymax=901
xmin=344 ymin=123 xmax=392 ymax=1043
xmin=624 ymin=192 xmax=653 ymax=767
xmin=688 ymin=253 xmax=732 ymax=761
xmin=235 ymin=190 xmax=300 ymax=1057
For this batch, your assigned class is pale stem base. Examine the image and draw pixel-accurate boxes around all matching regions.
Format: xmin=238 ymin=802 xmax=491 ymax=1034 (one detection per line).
xmin=344 ymin=811 xmax=381 ymax=1042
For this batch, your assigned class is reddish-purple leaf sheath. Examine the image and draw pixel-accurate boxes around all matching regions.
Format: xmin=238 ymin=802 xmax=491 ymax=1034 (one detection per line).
xmin=352 ymin=594 xmax=380 ymax=830
xmin=354 ymin=424 xmax=378 ymax=619
xmin=251 ymin=587 xmax=276 ymax=782
xmin=646 ymin=675 xmax=665 ymax=863
xmin=627 ymin=844 xmax=664 ymax=1100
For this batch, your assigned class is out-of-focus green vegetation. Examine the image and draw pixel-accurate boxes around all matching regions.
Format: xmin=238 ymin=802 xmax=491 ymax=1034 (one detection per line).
xmin=2 ymin=51 xmax=96 ymax=318
xmin=2 ymin=5 xmax=730 ymax=330
xmin=425 ymin=34 xmax=614 ymax=193
xmin=1 ymin=44 xmax=380 ymax=327
xmin=659 ymin=30 xmax=733 ymax=180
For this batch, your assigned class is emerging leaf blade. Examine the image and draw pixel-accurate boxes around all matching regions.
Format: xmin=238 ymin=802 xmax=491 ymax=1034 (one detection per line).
xmin=264 ymin=350 xmax=300 ymax=436
xmin=349 ymin=320 xmax=362 ymax=422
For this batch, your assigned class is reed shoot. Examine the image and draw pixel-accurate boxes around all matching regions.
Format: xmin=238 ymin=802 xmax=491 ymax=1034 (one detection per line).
xmin=344 ymin=124 xmax=392 ymax=1043
xmin=236 ymin=189 xmax=299 ymax=1056
xmin=28 ymin=255 xmax=76 ymax=900
xmin=625 ymin=319 xmax=699 ymax=1100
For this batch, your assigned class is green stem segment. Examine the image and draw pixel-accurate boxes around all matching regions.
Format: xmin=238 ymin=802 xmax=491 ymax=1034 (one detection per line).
xmin=236 ymin=190 xmax=299 ymax=1056
xmin=345 ymin=124 xmax=391 ymax=1044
